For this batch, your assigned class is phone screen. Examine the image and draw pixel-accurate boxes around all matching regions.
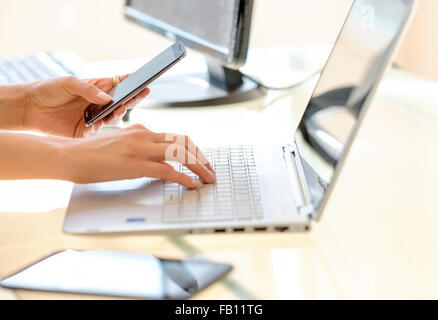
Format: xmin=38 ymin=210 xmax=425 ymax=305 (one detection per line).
xmin=0 ymin=250 xmax=232 ymax=299
xmin=84 ymin=41 xmax=186 ymax=126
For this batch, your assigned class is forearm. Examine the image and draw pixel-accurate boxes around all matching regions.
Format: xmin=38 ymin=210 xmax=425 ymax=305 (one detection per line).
xmin=0 ymin=130 xmax=72 ymax=180
xmin=0 ymin=84 xmax=28 ymax=130
xmin=0 ymin=125 xmax=217 ymax=188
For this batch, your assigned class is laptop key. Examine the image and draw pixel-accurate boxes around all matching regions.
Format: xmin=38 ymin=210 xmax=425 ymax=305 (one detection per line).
xmin=162 ymin=145 xmax=263 ymax=223
xmin=198 ymin=206 xmax=215 ymax=217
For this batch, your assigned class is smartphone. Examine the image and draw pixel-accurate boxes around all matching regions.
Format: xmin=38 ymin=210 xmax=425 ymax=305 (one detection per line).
xmin=84 ymin=41 xmax=187 ymax=127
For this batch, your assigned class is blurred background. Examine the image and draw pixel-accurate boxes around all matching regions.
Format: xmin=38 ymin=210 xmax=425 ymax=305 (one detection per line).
xmin=0 ymin=0 xmax=436 ymax=81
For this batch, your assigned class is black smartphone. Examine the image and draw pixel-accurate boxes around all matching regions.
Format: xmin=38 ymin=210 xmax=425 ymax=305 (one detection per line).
xmin=84 ymin=41 xmax=187 ymax=127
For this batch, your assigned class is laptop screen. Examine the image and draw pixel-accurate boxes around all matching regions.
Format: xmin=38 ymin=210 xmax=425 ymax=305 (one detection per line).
xmin=294 ymin=0 xmax=415 ymax=216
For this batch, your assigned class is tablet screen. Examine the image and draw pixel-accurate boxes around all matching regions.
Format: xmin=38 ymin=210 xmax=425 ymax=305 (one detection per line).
xmin=0 ymin=250 xmax=232 ymax=299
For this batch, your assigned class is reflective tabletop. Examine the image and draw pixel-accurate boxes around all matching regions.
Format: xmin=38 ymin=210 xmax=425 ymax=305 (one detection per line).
xmin=1 ymin=66 xmax=438 ymax=299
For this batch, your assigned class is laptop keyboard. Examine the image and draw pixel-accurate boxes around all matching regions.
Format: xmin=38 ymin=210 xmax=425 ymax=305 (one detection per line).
xmin=0 ymin=53 xmax=72 ymax=84
xmin=163 ymin=146 xmax=263 ymax=223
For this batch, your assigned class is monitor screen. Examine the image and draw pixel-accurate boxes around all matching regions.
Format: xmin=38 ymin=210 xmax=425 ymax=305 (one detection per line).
xmin=294 ymin=0 xmax=414 ymax=214
xmin=125 ymin=0 xmax=252 ymax=67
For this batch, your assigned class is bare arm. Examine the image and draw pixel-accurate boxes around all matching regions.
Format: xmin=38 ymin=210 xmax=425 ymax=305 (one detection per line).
xmin=0 ymin=125 xmax=216 ymax=188
xmin=0 ymin=130 xmax=66 ymax=180
xmin=0 ymin=84 xmax=27 ymax=130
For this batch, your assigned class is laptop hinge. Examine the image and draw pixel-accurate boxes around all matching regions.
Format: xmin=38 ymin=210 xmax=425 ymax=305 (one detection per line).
xmin=282 ymin=145 xmax=315 ymax=218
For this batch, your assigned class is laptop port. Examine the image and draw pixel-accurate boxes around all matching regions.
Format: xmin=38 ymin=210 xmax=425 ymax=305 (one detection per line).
xmin=275 ymin=226 xmax=289 ymax=232
xmin=254 ymin=227 xmax=267 ymax=232
xmin=214 ymin=228 xmax=226 ymax=233
xmin=233 ymin=228 xmax=245 ymax=232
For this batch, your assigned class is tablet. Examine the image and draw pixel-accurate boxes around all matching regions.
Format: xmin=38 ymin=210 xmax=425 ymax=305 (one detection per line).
xmin=0 ymin=249 xmax=232 ymax=299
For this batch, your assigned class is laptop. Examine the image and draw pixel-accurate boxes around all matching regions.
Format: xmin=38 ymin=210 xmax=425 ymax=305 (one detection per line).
xmin=63 ymin=0 xmax=417 ymax=234
xmin=0 ymin=51 xmax=83 ymax=85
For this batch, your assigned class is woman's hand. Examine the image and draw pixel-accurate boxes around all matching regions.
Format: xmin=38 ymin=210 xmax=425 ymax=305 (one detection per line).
xmin=22 ymin=75 xmax=149 ymax=138
xmin=61 ymin=124 xmax=216 ymax=188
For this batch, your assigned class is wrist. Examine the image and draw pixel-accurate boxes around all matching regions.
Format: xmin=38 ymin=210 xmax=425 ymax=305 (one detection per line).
xmin=50 ymin=138 xmax=84 ymax=182
xmin=0 ymin=84 xmax=29 ymax=130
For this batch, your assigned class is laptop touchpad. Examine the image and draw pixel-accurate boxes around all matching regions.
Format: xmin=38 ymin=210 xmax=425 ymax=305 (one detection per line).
xmin=63 ymin=178 xmax=164 ymax=233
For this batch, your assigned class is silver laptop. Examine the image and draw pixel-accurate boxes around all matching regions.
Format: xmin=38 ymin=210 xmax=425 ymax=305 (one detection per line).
xmin=63 ymin=0 xmax=417 ymax=234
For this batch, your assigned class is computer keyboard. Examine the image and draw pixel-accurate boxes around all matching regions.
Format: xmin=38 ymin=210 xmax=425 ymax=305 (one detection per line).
xmin=163 ymin=146 xmax=263 ymax=223
xmin=0 ymin=52 xmax=77 ymax=85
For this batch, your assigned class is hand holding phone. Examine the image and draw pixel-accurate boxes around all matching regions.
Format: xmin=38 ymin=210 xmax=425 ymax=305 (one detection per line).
xmin=84 ymin=41 xmax=187 ymax=126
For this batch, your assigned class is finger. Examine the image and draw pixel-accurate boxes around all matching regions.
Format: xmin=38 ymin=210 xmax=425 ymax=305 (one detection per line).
xmin=139 ymin=87 xmax=150 ymax=97
xmin=144 ymin=161 xmax=202 ymax=189
xmin=81 ymin=126 xmax=92 ymax=138
xmin=62 ymin=76 xmax=113 ymax=105
xmin=150 ymin=143 xmax=216 ymax=184
xmin=85 ymin=77 xmax=113 ymax=93
xmin=123 ymin=88 xmax=150 ymax=109
xmin=88 ymin=74 xmax=130 ymax=90
xmin=103 ymin=105 xmax=127 ymax=126
xmin=93 ymin=120 xmax=104 ymax=133
xmin=123 ymin=96 xmax=140 ymax=109
xmin=119 ymin=74 xmax=130 ymax=82
xmin=83 ymin=119 xmax=103 ymax=137
xmin=157 ymin=133 xmax=214 ymax=174
xmin=185 ymin=159 xmax=216 ymax=184
xmin=191 ymin=145 xmax=214 ymax=174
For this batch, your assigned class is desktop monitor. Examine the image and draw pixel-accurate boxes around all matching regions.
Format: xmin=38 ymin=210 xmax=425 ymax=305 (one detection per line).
xmin=125 ymin=0 xmax=263 ymax=107
xmin=126 ymin=0 xmax=251 ymax=68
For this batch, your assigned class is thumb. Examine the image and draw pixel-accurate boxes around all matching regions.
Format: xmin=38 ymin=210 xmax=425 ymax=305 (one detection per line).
xmin=61 ymin=76 xmax=113 ymax=105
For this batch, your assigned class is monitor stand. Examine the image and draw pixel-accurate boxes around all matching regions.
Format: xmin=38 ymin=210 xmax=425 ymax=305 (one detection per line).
xmin=140 ymin=57 xmax=266 ymax=108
